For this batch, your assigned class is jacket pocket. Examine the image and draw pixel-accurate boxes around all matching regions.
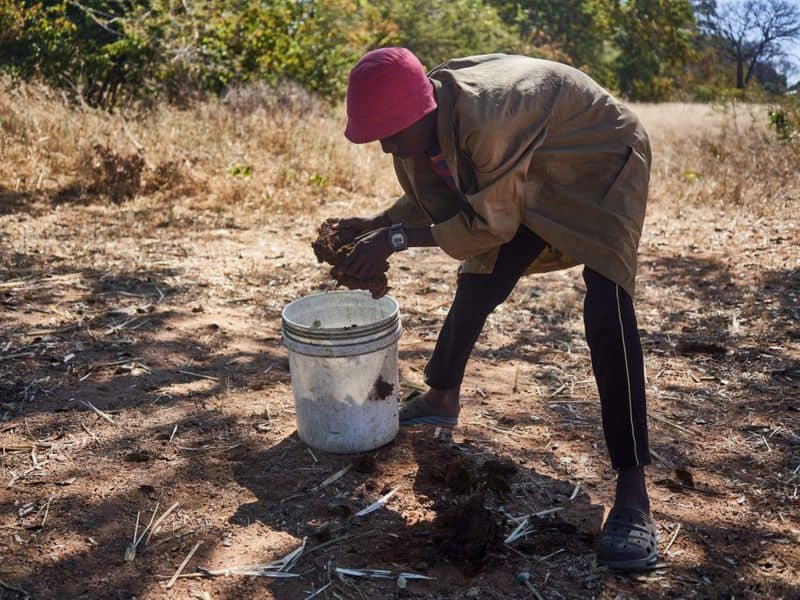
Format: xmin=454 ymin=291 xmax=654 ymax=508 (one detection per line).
xmin=599 ymin=145 xmax=649 ymax=230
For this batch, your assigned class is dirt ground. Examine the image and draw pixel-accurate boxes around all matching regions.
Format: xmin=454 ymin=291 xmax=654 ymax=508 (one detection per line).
xmin=0 ymin=185 xmax=798 ymax=600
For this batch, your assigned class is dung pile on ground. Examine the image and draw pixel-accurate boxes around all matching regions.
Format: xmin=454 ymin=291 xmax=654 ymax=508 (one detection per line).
xmin=480 ymin=459 xmax=518 ymax=494
xmin=312 ymin=220 xmax=388 ymax=299
xmin=434 ymin=456 xmax=477 ymax=495
xmin=431 ymin=455 xmax=517 ymax=496
xmin=432 ymin=494 xmax=503 ymax=566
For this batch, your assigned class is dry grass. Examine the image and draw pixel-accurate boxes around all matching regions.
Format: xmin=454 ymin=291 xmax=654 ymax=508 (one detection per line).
xmin=0 ymin=79 xmax=398 ymax=222
xmin=635 ymin=101 xmax=799 ymax=212
xmin=2 ymin=78 xmax=797 ymax=222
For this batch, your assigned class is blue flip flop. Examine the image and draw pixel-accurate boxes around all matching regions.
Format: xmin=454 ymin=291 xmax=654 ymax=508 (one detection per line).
xmin=399 ymin=390 xmax=459 ymax=427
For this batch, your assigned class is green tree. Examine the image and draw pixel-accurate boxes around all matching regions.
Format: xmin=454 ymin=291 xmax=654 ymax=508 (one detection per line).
xmin=121 ymin=0 xmax=365 ymax=101
xmin=0 ymin=0 xmax=367 ymax=104
xmin=373 ymin=0 xmax=523 ymax=69
xmin=489 ymin=0 xmax=618 ymax=86
xmin=614 ymin=0 xmax=696 ymax=100
xmin=0 ymin=2 xmax=79 ymax=88
xmin=0 ymin=1 xmax=158 ymax=105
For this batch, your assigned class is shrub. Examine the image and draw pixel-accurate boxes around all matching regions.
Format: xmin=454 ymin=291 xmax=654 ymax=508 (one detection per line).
xmin=768 ymin=97 xmax=799 ymax=141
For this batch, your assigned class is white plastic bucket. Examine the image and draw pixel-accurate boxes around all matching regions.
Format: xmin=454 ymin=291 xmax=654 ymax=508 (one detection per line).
xmin=281 ymin=290 xmax=401 ymax=453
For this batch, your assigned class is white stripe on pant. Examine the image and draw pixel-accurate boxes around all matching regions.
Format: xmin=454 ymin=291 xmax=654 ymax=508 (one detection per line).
xmin=616 ymin=284 xmax=640 ymax=467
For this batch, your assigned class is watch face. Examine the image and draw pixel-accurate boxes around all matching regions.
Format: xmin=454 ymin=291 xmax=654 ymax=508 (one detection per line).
xmin=391 ymin=232 xmax=405 ymax=248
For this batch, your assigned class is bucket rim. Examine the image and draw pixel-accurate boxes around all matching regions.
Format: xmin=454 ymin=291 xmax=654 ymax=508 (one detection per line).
xmin=281 ymin=290 xmax=399 ymax=336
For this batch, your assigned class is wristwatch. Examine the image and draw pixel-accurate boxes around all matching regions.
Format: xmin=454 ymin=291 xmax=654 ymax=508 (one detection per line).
xmin=388 ymin=223 xmax=408 ymax=252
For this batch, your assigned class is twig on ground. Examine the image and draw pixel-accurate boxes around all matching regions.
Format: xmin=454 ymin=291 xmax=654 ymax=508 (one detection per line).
xmin=104 ymin=317 xmax=140 ymax=335
xmin=649 ymin=448 xmax=676 ymax=469
xmin=276 ymin=536 xmax=306 ymax=572
xmin=505 ymin=518 xmax=534 ymax=544
xmin=504 ymin=506 xmax=565 ymax=544
xmin=1 ymin=442 xmax=53 ymax=453
xmin=0 ymin=579 xmax=28 ymax=596
xmin=650 ymin=412 xmax=696 ymax=435
xmin=569 ymin=482 xmax=581 ymax=501
xmin=92 ymin=357 xmax=144 ymax=369
xmin=281 ymin=464 xmax=352 ymax=503
xmin=664 ymin=522 xmax=682 ymax=554
xmin=125 ymin=511 xmax=142 ymax=562
xmin=145 ymin=502 xmax=179 ymax=546
xmin=80 ymin=423 xmax=99 ymax=442
xmin=126 ymin=501 xmax=162 ymax=561
xmin=0 ymin=352 xmax=36 ymax=361
xmin=166 ymin=541 xmax=203 ymax=589
xmin=80 ymin=400 xmax=115 ymax=425
xmin=537 ymin=548 xmax=565 ymax=562
xmin=40 ymin=495 xmax=54 ymax=528
xmin=355 ymin=486 xmax=400 ymax=517
xmin=146 ymin=528 xmax=196 ymax=552
xmin=177 ymin=443 xmax=240 ymax=453
xmin=305 ymin=581 xmax=333 ymax=599
xmin=177 ymin=370 xmax=219 ymax=381
xmin=195 ymin=537 xmax=307 ymax=578
xmin=516 ymin=572 xmax=544 ymax=600
xmin=7 ymin=460 xmax=50 ymax=488
xmin=316 ymin=465 xmax=351 ymax=490
xmin=334 ymin=567 xmax=432 ymax=581
xmin=307 ymin=530 xmax=379 ymax=556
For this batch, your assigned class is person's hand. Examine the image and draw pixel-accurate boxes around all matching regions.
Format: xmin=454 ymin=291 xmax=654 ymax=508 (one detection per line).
xmin=326 ymin=215 xmax=390 ymax=246
xmin=337 ymin=228 xmax=393 ymax=280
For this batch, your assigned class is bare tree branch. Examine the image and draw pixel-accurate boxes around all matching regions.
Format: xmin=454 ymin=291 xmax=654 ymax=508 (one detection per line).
xmin=700 ymin=0 xmax=800 ymax=88
xmin=67 ymin=1 xmax=124 ymax=38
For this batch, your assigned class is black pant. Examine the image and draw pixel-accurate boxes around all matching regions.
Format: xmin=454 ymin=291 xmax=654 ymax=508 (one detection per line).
xmin=424 ymin=226 xmax=650 ymax=469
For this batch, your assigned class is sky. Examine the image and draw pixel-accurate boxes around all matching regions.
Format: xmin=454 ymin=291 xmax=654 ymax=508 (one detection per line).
xmin=788 ymin=39 xmax=800 ymax=85
xmin=783 ymin=1 xmax=800 ymax=85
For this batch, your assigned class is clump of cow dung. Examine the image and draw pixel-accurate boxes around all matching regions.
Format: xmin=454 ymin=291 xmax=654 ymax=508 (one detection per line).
xmin=480 ymin=459 xmax=518 ymax=494
xmin=432 ymin=495 xmax=503 ymax=566
xmin=312 ymin=220 xmax=389 ymax=299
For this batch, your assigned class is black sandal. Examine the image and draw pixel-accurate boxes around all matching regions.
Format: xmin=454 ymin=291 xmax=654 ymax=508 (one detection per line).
xmin=596 ymin=507 xmax=659 ymax=571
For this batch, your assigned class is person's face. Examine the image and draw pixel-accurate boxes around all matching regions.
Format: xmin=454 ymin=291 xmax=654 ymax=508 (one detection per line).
xmin=378 ymin=111 xmax=436 ymax=159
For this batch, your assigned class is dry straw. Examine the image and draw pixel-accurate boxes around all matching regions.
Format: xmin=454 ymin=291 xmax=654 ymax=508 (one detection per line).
xmin=4 ymin=78 xmax=794 ymax=226
xmin=0 ymin=78 xmax=399 ymax=221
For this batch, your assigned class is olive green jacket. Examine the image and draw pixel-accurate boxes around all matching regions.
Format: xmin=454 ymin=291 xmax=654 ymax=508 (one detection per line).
xmin=384 ymin=54 xmax=652 ymax=297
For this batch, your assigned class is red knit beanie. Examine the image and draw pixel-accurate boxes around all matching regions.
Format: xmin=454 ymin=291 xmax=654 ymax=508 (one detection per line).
xmin=345 ymin=47 xmax=437 ymax=144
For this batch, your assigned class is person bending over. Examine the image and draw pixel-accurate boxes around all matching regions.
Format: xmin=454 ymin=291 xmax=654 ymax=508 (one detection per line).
xmin=327 ymin=47 xmax=657 ymax=571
